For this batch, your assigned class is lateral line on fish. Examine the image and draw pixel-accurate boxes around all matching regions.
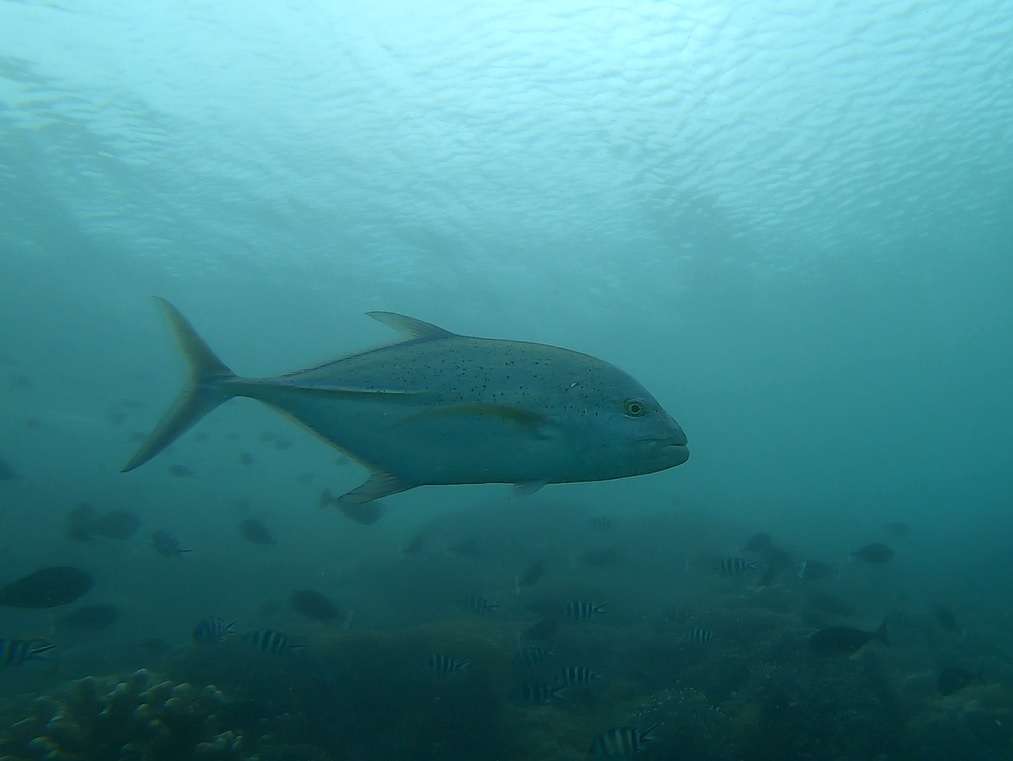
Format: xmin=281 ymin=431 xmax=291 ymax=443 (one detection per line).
xmin=230 ymin=378 xmax=430 ymax=400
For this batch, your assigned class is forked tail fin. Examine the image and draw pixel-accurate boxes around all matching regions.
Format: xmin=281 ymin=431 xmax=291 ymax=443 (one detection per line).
xmin=121 ymin=298 xmax=237 ymax=472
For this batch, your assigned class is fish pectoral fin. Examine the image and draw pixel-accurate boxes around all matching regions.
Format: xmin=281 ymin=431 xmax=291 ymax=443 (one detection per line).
xmin=337 ymin=471 xmax=411 ymax=505
xmin=366 ymin=311 xmax=456 ymax=340
xmin=513 ymin=480 xmax=547 ymax=496
xmin=398 ymin=403 xmax=555 ymax=438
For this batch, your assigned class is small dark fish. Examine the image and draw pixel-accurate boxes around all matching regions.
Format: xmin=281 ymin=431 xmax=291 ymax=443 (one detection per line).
xmin=589 ymin=724 xmax=657 ymax=759
xmin=938 ymin=665 xmax=982 ymax=696
xmin=579 ymin=547 xmax=620 ymax=567
xmin=742 ymin=532 xmax=773 ymax=553
xmin=128 ymin=431 xmax=146 ymax=443
xmin=0 ymin=638 xmax=55 ymax=669
xmin=557 ymin=665 xmax=600 ymax=687
xmin=239 ymin=451 xmax=254 ymax=466
xmin=239 ymin=518 xmax=275 ymax=546
xmin=524 ymin=617 xmax=559 ymax=641
xmin=402 ymin=532 xmax=426 ymax=555
xmin=516 ymin=559 xmax=545 ymax=589
xmin=0 ymin=566 xmax=94 ymax=608
xmin=428 ymin=653 xmax=470 ymax=674
xmin=884 ymin=521 xmax=910 ymax=538
xmin=151 ymin=530 xmax=191 ymax=557
xmin=684 ymin=627 xmax=713 ymax=644
xmin=716 ymin=557 xmax=759 ymax=576
xmin=57 ymin=604 xmax=120 ymax=631
xmin=259 ymin=431 xmax=276 ymax=442
xmin=460 ymin=594 xmax=499 ymax=615
xmin=290 ymin=589 xmax=344 ymax=624
xmin=517 ymin=681 xmax=566 ymax=704
xmin=168 ymin=464 xmax=194 ymax=478
xmin=192 ymin=616 xmax=236 ymax=644
xmin=92 ymin=510 xmax=141 ymax=540
xmin=273 ymin=437 xmax=293 ymax=450
xmin=933 ymin=605 xmax=961 ymax=634
xmin=320 ymin=488 xmax=383 ymax=525
xmin=850 ymin=542 xmax=894 ymax=563
xmin=515 ymin=645 xmax=554 ymax=667
xmin=809 ymin=621 xmax=888 ymax=656
xmin=0 ymin=454 xmax=18 ymax=480
xmin=9 ymin=373 xmax=33 ymax=390
xmin=797 ymin=559 xmax=837 ymax=581
xmin=242 ymin=628 xmax=304 ymax=655
xmin=589 ymin=515 xmax=614 ymax=531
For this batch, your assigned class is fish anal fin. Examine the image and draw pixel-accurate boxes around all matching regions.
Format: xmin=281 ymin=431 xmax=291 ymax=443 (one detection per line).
xmin=366 ymin=312 xmax=455 ymax=340
xmin=338 ymin=471 xmax=411 ymax=505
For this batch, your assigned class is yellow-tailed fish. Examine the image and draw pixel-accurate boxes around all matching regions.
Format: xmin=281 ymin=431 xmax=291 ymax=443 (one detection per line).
xmin=122 ymin=300 xmax=689 ymax=504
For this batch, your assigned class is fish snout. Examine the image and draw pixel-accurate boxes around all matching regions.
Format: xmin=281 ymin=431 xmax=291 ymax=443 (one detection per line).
xmin=658 ymin=415 xmax=689 ymax=465
xmin=667 ymin=416 xmax=688 ymax=446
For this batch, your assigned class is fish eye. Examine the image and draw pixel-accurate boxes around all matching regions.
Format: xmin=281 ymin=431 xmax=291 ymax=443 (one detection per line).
xmin=623 ymin=399 xmax=646 ymax=417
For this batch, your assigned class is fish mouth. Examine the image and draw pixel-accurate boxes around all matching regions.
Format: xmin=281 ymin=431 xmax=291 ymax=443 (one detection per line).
xmin=638 ymin=436 xmax=690 ymax=465
xmin=666 ymin=444 xmax=690 ymax=465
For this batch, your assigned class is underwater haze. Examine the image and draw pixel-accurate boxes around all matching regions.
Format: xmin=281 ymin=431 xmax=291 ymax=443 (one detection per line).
xmin=2 ymin=1 xmax=1013 ymax=760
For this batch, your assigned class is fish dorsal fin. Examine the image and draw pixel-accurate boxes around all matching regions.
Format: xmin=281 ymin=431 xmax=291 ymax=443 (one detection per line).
xmin=366 ymin=311 xmax=455 ymax=341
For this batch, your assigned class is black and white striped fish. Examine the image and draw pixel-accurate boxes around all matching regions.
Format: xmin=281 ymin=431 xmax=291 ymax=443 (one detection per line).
xmin=589 ymin=724 xmax=657 ymax=758
xmin=515 ymin=645 xmax=554 ymax=668
xmin=428 ymin=653 xmax=470 ymax=674
xmin=716 ymin=557 xmax=759 ymax=576
xmin=0 ymin=638 xmax=54 ymax=670
xmin=563 ymin=600 xmax=606 ymax=621
xmin=192 ymin=617 xmax=235 ymax=644
xmin=684 ymin=627 xmax=714 ymax=644
xmin=517 ymin=680 xmax=567 ymax=704
xmin=460 ymin=594 xmax=500 ymax=615
xmin=557 ymin=665 xmax=600 ymax=687
xmin=241 ymin=629 xmax=303 ymax=655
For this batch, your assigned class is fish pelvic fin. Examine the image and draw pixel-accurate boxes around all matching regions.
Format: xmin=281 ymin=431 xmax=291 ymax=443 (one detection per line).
xmin=122 ymin=299 xmax=238 ymax=472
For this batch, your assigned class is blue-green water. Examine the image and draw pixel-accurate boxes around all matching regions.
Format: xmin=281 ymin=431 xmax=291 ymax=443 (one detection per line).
xmin=2 ymin=2 xmax=1012 ymax=759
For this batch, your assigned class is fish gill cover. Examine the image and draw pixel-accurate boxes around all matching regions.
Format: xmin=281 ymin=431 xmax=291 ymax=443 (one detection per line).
xmin=1 ymin=2 xmax=1012 ymax=761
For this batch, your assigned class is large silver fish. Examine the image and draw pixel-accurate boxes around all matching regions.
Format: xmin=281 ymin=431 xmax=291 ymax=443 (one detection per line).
xmin=123 ymin=299 xmax=689 ymax=503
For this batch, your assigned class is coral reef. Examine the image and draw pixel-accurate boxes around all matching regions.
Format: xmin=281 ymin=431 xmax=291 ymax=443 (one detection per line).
xmin=2 ymin=609 xmax=1011 ymax=761
xmin=0 ymin=669 xmax=256 ymax=761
